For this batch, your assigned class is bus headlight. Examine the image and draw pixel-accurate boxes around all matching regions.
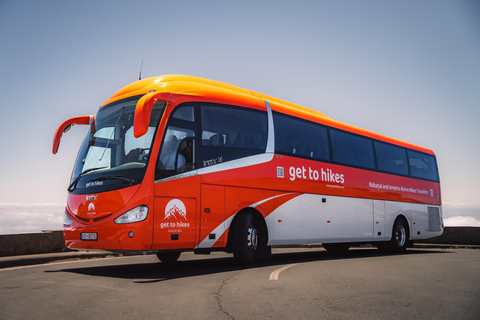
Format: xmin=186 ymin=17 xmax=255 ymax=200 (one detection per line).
xmin=114 ymin=205 xmax=148 ymax=224
xmin=64 ymin=211 xmax=73 ymax=226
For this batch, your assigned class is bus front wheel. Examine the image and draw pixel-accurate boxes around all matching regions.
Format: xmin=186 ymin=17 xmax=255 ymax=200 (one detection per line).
xmin=231 ymin=212 xmax=264 ymax=265
xmin=156 ymin=251 xmax=181 ymax=264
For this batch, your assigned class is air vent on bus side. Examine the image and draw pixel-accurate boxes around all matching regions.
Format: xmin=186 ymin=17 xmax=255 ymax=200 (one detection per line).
xmin=427 ymin=207 xmax=441 ymax=232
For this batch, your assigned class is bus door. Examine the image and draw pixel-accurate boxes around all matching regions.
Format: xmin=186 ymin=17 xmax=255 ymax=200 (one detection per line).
xmin=153 ymin=179 xmax=199 ymax=250
xmin=152 ymin=105 xmax=200 ymax=250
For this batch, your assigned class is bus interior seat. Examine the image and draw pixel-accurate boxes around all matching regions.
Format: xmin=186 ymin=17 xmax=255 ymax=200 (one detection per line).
xmin=227 ymin=132 xmax=241 ymax=147
xmin=210 ymin=134 xmax=224 ymax=146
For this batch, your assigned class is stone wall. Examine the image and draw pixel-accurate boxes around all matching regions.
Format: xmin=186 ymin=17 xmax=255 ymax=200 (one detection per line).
xmin=419 ymin=227 xmax=480 ymax=245
xmin=0 ymin=231 xmax=65 ymax=257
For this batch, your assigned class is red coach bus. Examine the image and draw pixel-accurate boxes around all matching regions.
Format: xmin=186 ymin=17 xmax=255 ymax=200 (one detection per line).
xmin=53 ymin=75 xmax=443 ymax=264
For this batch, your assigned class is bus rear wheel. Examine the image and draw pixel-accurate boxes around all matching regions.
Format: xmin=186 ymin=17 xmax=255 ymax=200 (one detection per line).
xmin=391 ymin=219 xmax=409 ymax=252
xmin=231 ymin=212 xmax=264 ymax=265
xmin=156 ymin=251 xmax=181 ymax=264
xmin=378 ymin=218 xmax=409 ymax=253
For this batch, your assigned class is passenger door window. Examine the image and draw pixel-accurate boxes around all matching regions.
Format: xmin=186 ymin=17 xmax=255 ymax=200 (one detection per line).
xmin=156 ymin=106 xmax=196 ymax=180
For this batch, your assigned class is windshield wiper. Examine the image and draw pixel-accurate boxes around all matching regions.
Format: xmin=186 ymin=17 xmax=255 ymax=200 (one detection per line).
xmin=67 ymin=167 xmax=107 ymax=192
xmin=89 ymin=175 xmax=136 ymax=186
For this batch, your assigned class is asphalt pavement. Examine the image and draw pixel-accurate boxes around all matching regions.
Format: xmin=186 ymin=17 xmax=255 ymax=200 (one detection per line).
xmin=1 ymin=247 xmax=479 ymax=320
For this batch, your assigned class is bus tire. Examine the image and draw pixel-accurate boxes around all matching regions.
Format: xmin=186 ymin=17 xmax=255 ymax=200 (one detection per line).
xmin=323 ymin=243 xmax=350 ymax=253
xmin=388 ymin=218 xmax=409 ymax=253
xmin=231 ymin=212 xmax=262 ymax=265
xmin=156 ymin=251 xmax=181 ymax=264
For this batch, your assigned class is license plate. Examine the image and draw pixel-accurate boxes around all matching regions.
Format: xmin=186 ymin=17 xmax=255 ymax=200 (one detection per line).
xmin=81 ymin=232 xmax=97 ymax=241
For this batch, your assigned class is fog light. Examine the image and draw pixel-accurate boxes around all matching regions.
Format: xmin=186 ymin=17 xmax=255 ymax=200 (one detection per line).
xmin=129 ymin=231 xmax=134 ymax=238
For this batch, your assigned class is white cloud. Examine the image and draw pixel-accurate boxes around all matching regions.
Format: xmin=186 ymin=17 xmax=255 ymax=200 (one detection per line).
xmin=0 ymin=203 xmax=65 ymax=234
xmin=444 ymin=216 xmax=480 ymax=227
xmin=442 ymin=202 xmax=480 ymax=221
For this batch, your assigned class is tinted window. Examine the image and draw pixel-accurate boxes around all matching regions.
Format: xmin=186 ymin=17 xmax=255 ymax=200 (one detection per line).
xmin=158 ymin=127 xmax=195 ymax=171
xmin=173 ymin=106 xmax=194 ymax=122
xmin=330 ymin=129 xmax=375 ymax=169
xmin=374 ymin=141 xmax=408 ymax=175
xmin=407 ymin=150 xmax=439 ymax=181
xmin=200 ymin=104 xmax=267 ymax=166
xmin=273 ymin=112 xmax=330 ymax=161
xmin=156 ymin=106 xmax=196 ymax=179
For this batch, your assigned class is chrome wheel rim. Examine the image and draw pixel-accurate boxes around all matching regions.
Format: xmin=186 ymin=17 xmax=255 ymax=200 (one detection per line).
xmin=247 ymin=226 xmax=258 ymax=251
xmin=395 ymin=224 xmax=406 ymax=247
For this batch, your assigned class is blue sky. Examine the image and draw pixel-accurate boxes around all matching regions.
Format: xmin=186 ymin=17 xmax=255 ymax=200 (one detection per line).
xmin=0 ymin=0 xmax=479 ymax=233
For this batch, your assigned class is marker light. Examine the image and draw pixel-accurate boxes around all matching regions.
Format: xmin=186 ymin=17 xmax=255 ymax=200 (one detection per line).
xmin=114 ymin=205 xmax=148 ymax=224
xmin=64 ymin=211 xmax=73 ymax=226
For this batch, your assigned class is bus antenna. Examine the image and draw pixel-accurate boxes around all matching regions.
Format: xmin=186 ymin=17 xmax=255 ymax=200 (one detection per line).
xmin=139 ymin=60 xmax=144 ymax=80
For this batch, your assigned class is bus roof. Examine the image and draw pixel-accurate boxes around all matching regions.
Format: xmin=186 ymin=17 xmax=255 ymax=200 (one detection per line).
xmin=104 ymin=75 xmax=330 ymax=118
xmin=102 ymin=75 xmax=434 ymax=155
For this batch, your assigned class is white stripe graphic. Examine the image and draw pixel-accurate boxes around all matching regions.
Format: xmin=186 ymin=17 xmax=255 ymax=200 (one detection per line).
xmin=196 ymin=193 xmax=298 ymax=249
xmin=196 ymin=214 xmax=236 ymax=249
xmin=249 ymin=192 xmax=297 ymax=208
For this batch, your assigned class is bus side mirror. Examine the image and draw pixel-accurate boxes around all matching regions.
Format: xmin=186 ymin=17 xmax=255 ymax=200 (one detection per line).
xmin=134 ymin=91 xmax=172 ymax=138
xmin=52 ymin=115 xmax=94 ymax=154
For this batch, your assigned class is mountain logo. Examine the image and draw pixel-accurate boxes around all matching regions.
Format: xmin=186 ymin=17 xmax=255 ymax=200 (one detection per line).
xmin=87 ymin=202 xmax=96 ymax=216
xmin=164 ymin=199 xmax=187 ymax=220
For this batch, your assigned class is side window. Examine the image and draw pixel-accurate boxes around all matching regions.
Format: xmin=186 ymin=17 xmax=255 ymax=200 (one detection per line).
xmin=273 ymin=112 xmax=330 ymax=161
xmin=407 ymin=150 xmax=439 ymax=181
xmin=156 ymin=106 xmax=196 ymax=179
xmin=158 ymin=127 xmax=195 ymax=171
xmin=330 ymin=129 xmax=375 ymax=169
xmin=173 ymin=106 xmax=194 ymax=122
xmin=374 ymin=141 xmax=408 ymax=175
xmin=200 ymin=104 xmax=267 ymax=167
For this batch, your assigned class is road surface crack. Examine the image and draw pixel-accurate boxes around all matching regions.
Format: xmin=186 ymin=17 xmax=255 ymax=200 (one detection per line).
xmin=215 ymin=271 xmax=240 ymax=320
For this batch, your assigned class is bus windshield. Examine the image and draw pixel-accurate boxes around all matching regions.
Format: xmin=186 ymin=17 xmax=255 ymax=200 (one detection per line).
xmin=69 ymin=96 xmax=165 ymax=194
